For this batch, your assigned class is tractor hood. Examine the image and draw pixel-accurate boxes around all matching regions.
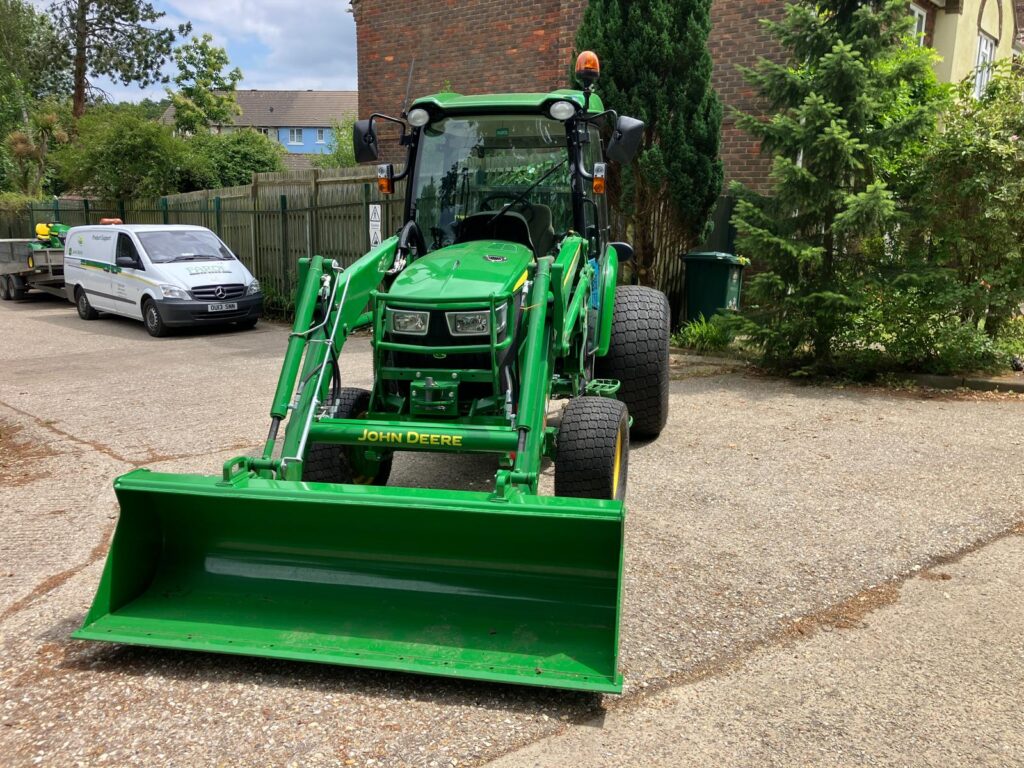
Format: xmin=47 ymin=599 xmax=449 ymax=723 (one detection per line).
xmin=388 ymin=240 xmax=532 ymax=302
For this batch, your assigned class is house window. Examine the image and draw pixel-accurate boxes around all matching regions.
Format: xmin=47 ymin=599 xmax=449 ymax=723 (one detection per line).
xmin=288 ymin=128 xmax=303 ymax=145
xmin=909 ymin=3 xmax=927 ymax=46
xmin=257 ymin=127 xmax=269 ymax=137
xmin=316 ymin=128 xmax=326 ymax=144
xmin=974 ymin=33 xmax=996 ymax=97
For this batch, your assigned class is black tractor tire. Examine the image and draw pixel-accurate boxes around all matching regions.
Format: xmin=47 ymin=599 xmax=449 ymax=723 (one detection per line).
xmin=75 ymin=287 xmax=99 ymax=320
xmin=9 ymin=275 xmax=27 ymax=300
xmin=0 ymin=275 xmax=11 ymax=301
xmin=595 ymin=285 xmax=670 ymax=439
xmin=554 ymin=396 xmax=629 ymax=502
xmin=302 ymin=387 xmax=393 ymax=486
xmin=143 ymin=298 xmax=168 ymax=337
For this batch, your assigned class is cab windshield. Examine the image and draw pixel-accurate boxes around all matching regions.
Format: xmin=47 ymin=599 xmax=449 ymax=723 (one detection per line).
xmin=410 ymin=114 xmax=573 ymax=252
xmin=137 ymin=230 xmax=236 ymax=264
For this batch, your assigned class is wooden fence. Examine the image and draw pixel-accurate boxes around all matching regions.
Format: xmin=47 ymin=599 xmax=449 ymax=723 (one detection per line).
xmin=0 ymin=170 xmax=727 ymax=323
xmin=0 ymin=166 xmax=407 ymax=309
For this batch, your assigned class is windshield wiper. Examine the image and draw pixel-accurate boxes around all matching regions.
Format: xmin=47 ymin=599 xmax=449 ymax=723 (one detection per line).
xmin=487 ymin=158 xmax=568 ymax=226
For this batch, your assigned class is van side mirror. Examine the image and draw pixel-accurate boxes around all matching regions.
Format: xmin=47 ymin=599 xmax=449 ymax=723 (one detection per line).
xmin=606 ymin=115 xmax=644 ymax=164
xmin=353 ymin=119 xmax=380 ymax=163
xmin=116 ymin=254 xmax=138 ymax=269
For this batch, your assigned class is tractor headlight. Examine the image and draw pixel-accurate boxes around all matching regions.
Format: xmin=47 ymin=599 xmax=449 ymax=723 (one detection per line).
xmin=548 ymin=100 xmax=577 ymax=121
xmin=159 ymin=284 xmax=190 ymax=300
xmin=446 ymin=304 xmax=507 ymax=336
xmin=407 ymin=108 xmax=431 ymax=127
xmin=389 ymin=308 xmax=429 ymax=335
xmin=246 ymin=279 xmax=261 ymax=295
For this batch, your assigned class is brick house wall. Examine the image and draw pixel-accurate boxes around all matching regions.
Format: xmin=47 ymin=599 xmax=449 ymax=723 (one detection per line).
xmin=351 ymin=0 xmax=786 ymax=189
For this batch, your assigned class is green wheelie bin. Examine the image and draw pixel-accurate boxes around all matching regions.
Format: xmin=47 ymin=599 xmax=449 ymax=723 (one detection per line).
xmin=682 ymin=251 xmax=746 ymax=322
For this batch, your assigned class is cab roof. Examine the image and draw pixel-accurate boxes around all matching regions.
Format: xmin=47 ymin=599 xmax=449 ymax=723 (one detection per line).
xmin=409 ymin=89 xmax=605 ymax=117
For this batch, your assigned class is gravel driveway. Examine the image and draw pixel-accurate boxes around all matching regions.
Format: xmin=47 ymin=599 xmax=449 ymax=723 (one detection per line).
xmin=1 ymin=293 xmax=1023 ymax=767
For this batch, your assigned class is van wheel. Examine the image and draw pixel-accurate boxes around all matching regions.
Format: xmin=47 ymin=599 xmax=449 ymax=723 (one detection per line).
xmin=236 ymin=317 xmax=258 ymax=330
xmin=0 ymin=275 xmax=12 ymax=301
xmin=75 ymin=287 xmax=99 ymax=320
xmin=143 ymin=299 xmax=168 ymax=337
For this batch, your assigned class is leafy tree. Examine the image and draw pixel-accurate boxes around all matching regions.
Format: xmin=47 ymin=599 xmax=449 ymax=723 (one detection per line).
xmin=47 ymin=0 xmax=190 ymax=118
xmin=169 ymin=33 xmax=242 ymax=134
xmin=188 ymin=130 xmax=285 ymax=186
xmin=575 ymin=0 xmax=723 ymax=284
xmin=902 ymin=61 xmax=1024 ymax=340
xmin=311 ymin=119 xmax=356 ymax=169
xmin=136 ymin=96 xmax=171 ymax=121
xmin=0 ymin=0 xmax=71 ymax=131
xmin=53 ymin=110 xmax=214 ymax=198
xmin=730 ymin=0 xmax=944 ymax=373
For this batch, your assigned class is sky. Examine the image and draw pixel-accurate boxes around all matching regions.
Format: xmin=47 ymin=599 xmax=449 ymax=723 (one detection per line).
xmin=64 ymin=0 xmax=359 ymax=101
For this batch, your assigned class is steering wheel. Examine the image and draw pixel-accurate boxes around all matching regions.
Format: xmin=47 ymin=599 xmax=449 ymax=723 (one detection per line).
xmin=478 ymin=193 xmax=535 ymax=222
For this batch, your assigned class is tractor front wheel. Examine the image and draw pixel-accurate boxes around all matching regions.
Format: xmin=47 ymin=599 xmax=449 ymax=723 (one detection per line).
xmin=596 ymin=285 xmax=670 ymax=439
xmin=302 ymin=387 xmax=393 ymax=485
xmin=554 ymin=396 xmax=629 ymax=502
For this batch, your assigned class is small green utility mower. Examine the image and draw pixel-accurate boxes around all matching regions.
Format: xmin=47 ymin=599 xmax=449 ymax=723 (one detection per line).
xmin=74 ymin=52 xmax=670 ymax=694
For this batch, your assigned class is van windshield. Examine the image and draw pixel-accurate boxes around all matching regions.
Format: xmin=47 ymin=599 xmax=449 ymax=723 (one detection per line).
xmin=136 ymin=231 xmax=236 ymax=263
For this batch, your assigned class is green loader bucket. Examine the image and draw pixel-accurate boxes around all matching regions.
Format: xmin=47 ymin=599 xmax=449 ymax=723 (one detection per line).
xmin=74 ymin=469 xmax=625 ymax=693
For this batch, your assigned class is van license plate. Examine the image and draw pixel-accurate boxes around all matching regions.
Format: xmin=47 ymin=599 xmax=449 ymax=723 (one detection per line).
xmin=208 ymin=302 xmax=237 ymax=312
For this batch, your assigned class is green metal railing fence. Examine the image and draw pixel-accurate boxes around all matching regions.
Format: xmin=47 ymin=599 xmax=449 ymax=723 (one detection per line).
xmin=0 ymin=167 xmax=407 ymax=310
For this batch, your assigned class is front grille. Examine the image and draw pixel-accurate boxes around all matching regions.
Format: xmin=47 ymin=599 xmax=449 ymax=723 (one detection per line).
xmin=191 ymin=283 xmax=245 ymax=300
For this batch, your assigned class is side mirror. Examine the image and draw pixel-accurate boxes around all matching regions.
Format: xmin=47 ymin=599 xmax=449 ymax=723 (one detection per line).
xmin=353 ymin=118 xmax=380 ymax=163
xmin=116 ymin=255 xmax=138 ymax=269
xmin=606 ymin=115 xmax=644 ymax=164
xmin=610 ymin=242 xmax=634 ymax=262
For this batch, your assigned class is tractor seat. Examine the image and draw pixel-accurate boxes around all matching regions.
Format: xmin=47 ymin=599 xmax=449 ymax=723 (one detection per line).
xmin=526 ymin=204 xmax=555 ymax=258
xmin=456 ymin=204 xmax=555 ymax=259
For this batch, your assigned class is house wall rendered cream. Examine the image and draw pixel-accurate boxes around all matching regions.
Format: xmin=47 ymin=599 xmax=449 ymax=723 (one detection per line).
xmin=932 ymin=0 xmax=1017 ymax=84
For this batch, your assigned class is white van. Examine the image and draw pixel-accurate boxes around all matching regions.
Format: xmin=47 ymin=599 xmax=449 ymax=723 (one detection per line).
xmin=64 ymin=224 xmax=263 ymax=337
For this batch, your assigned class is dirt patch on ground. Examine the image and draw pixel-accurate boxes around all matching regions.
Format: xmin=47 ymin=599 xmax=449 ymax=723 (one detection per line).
xmin=786 ymin=583 xmax=902 ymax=638
xmin=0 ymin=419 xmax=56 ymax=487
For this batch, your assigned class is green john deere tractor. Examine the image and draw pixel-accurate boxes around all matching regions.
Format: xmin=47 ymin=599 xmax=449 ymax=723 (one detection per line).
xmin=73 ymin=53 xmax=670 ymax=694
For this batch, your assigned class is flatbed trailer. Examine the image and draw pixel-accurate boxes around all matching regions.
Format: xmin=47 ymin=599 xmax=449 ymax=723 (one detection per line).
xmin=0 ymin=239 xmax=68 ymax=300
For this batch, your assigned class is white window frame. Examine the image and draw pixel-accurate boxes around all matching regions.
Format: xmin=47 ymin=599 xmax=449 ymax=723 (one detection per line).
xmin=316 ymin=128 xmax=326 ymax=144
xmin=288 ymin=128 xmax=303 ymax=145
xmin=910 ymin=3 xmax=927 ymax=46
xmin=974 ymin=33 xmax=997 ymax=98
xmin=257 ymin=127 xmax=269 ymax=137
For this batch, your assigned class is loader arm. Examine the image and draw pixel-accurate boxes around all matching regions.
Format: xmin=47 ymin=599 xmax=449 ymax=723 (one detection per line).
xmin=74 ymin=70 xmax=649 ymax=694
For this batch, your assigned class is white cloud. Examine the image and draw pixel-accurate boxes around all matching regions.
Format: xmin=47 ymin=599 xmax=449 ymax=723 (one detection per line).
xmin=166 ymin=0 xmax=358 ymax=90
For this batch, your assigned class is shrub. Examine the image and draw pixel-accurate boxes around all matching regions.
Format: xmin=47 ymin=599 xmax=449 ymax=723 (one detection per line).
xmin=187 ymin=130 xmax=284 ymax=187
xmin=672 ymin=314 xmax=734 ymax=354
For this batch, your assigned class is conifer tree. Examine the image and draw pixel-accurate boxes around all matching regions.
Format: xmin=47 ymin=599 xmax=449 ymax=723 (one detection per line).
xmin=575 ymin=0 xmax=723 ymax=285
xmin=731 ymin=0 xmax=942 ymax=371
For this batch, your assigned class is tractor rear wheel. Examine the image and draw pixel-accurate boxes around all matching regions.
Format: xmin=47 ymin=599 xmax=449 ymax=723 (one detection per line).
xmin=302 ymin=387 xmax=393 ymax=485
xmin=0 ymin=275 xmax=11 ymax=301
xmin=596 ymin=285 xmax=670 ymax=439
xmin=554 ymin=396 xmax=629 ymax=502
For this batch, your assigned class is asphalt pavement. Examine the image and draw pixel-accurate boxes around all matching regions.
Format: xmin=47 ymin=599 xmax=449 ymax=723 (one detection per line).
xmin=1 ymin=292 xmax=1022 ymax=767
